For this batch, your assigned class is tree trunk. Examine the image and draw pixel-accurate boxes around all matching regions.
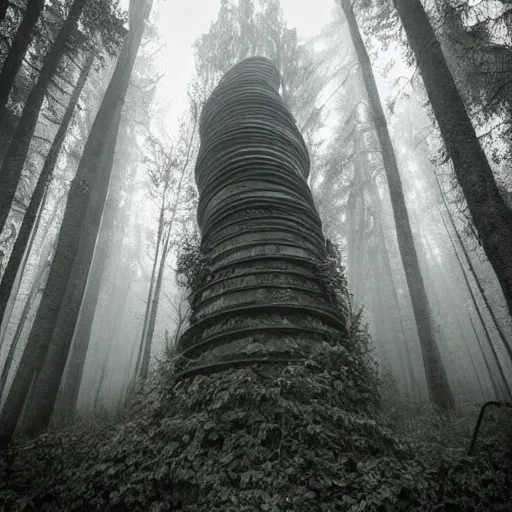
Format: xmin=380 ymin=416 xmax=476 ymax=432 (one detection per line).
xmin=133 ymin=189 xmax=167 ymax=381
xmin=440 ymin=212 xmax=512 ymax=400
xmin=469 ymin=315 xmax=506 ymax=401
xmin=92 ymin=359 xmax=107 ymax=411
xmin=448 ymin=286 xmax=486 ymax=400
xmin=433 ymin=170 xmax=512 ymax=362
xmin=137 ymin=227 xmax=168 ymax=380
xmin=176 ymin=55 xmax=346 ymax=388
xmin=0 ymin=0 xmax=152 ymax=445
xmin=0 ymin=248 xmax=52 ymax=398
xmin=0 ymin=0 xmax=87 ymax=236
xmin=137 ymin=119 xmax=196 ymax=380
xmin=0 ymin=0 xmax=45 ymax=111
xmin=340 ymin=0 xmax=454 ymax=410
xmin=462 ymin=333 xmax=486 ymax=401
xmin=372 ymin=182 xmax=419 ymax=400
xmin=125 ymin=321 xmax=144 ymax=400
xmin=51 ymin=231 xmax=109 ymax=426
xmin=55 ymin=119 xmax=139 ymax=423
xmin=123 ymin=332 xmax=139 ymax=399
xmin=0 ymin=49 xmax=95 ymax=331
xmin=0 ymin=185 xmax=49 ymax=347
xmin=0 ymin=0 xmax=9 ymax=21
xmin=393 ymin=0 xmax=512 ymax=318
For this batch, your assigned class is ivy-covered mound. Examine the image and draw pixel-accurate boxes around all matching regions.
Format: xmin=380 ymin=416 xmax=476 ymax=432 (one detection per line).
xmin=1 ymin=336 xmax=511 ymax=511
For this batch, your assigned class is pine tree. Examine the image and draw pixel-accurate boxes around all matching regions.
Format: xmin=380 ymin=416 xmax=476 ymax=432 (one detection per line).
xmin=339 ymin=0 xmax=455 ymax=410
xmin=0 ymin=0 xmax=153 ymax=444
xmin=0 ymin=0 xmax=45 ymax=112
xmin=392 ymin=0 xmax=512 ymax=319
xmin=0 ymin=49 xmax=95 ymax=330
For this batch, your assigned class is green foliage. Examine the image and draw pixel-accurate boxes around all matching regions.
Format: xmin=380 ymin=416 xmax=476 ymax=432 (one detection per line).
xmin=315 ymin=240 xmax=379 ymax=393
xmin=0 ymin=238 xmax=510 ymax=511
xmin=316 ymin=240 xmax=348 ymax=302
xmin=1 ymin=337 xmax=511 ymax=511
xmin=175 ymin=232 xmax=210 ymax=291
xmin=81 ymin=0 xmax=126 ymax=57
xmin=193 ymin=0 xmax=336 ymax=142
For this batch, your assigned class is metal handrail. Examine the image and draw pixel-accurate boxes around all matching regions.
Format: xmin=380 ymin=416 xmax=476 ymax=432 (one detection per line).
xmin=468 ymin=400 xmax=512 ymax=455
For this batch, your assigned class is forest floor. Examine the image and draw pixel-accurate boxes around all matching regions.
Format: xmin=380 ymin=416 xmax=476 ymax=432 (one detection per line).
xmin=0 ymin=342 xmax=511 ymax=511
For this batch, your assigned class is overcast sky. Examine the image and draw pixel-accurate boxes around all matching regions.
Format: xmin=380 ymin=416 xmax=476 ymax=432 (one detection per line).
xmin=119 ymin=0 xmax=337 ymax=125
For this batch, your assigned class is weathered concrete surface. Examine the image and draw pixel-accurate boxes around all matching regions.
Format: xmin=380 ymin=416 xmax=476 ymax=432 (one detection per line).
xmin=178 ymin=57 xmax=346 ymax=363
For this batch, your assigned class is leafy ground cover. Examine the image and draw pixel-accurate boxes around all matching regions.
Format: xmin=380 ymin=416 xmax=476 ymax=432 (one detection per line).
xmin=1 ymin=249 xmax=510 ymax=511
xmin=0 ymin=338 xmax=510 ymax=511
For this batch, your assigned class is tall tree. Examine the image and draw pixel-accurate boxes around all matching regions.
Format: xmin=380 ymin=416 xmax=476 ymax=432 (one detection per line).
xmin=52 ymin=113 xmax=139 ymax=424
xmin=392 ymin=0 xmax=512 ymax=319
xmin=440 ymin=212 xmax=512 ymax=400
xmin=0 ymin=184 xmax=57 ymax=348
xmin=432 ymin=168 xmax=512 ymax=363
xmin=133 ymin=137 xmax=175 ymax=383
xmin=0 ymin=0 xmax=87 ymax=236
xmin=0 ymin=0 xmax=153 ymax=445
xmin=0 ymin=0 xmax=45 ymax=113
xmin=51 ymin=231 xmax=109 ymax=425
xmin=434 ymin=0 xmax=512 ymax=184
xmin=0 ymin=48 xmax=95 ymax=331
xmin=339 ymin=0 xmax=455 ymax=410
xmin=0 ymin=0 xmax=8 ymax=22
xmin=0 ymin=241 xmax=54 ymax=397
xmin=193 ymin=0 xmax=338 ymax=145
xmin=65 ymin=32 xmax=160 ymax=412
xmin=0 ymin=0 xmax=125 ymax=235
xmin=137 ymin=120 xmax=196 ymax=381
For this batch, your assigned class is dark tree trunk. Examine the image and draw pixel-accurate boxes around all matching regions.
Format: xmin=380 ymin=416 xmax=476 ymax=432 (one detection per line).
xmin=0 ymin=0 xmax=9 ymax=21
xmin=51 ymin=232 xmax=109 ymax=426
xmin=393 ymin=0 xmax=512 ymax=318
xmin=0 ymin=245 xmax=52 ymax=397
xmin=340 ymin=0 xmax=455 ymax=410
xmin=0 ymin=0 xmax=45 ymax=111
xmin=0 ymin=185 xmax=49 ymax=347
xmin=0 ymin=0 xmax=87 ymax=236
xmin=51 ymin=131 xmax=135 ymax=425
xmin=0 ymin=49 xmax=95 ymax=331
xmin=0 ymin=0 xmax=152 ymax=445
xmin=51 ymin=124 xmax=134 ymax=425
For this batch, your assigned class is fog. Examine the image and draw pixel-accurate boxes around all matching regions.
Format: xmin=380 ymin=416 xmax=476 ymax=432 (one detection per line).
xmin=1 ymin=0 xmax=511 ymax=427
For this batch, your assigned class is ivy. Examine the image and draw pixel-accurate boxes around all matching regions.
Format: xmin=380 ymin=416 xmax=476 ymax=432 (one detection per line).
xmin=1 ymin=340 xmax=511 ymax=511
xmin=175 ymin=232 xmax=210 ymax=292
xmin=1 ymin=241 xmax=511 ymax=510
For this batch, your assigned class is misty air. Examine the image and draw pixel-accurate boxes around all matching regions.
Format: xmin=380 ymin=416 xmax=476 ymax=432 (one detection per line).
xmin=0 ymin=0 xmax=511 ymax=510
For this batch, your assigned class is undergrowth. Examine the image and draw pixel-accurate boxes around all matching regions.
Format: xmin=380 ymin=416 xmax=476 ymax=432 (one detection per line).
xmin=0 ymin=339 xmax=511 ymax=511
xmin=0 ymin=240 xmax=510 ymax=510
